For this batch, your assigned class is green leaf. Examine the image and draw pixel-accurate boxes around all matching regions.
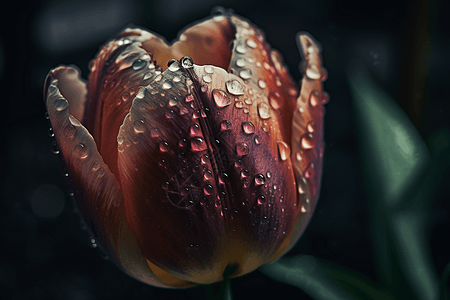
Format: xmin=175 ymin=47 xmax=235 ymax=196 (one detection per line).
xmin=260 ymin=255 xmax=395 ymax=300
xmin=348 ymin=68 xmax=439 ymax=300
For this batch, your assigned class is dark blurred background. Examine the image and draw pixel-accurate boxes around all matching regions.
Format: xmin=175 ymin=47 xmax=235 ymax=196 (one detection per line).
xmin=0 ymin=0 xmax=449 ymax=299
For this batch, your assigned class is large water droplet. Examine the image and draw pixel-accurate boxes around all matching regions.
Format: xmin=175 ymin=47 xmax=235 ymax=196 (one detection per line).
xmin=226 ymin=80 xmax=244 ymax=95
xmin=181 ymin=56 xmax=194 ymax=69
xmin=236 ymin=142 xmax=249 ymax=156
xmin=204 ymin=66 xmax=214 ymax=74
xmin=242 ymin=122 xmax=255 ymax=134
xmin=203 ymin=75 xmax=212 ymax=83
xmin=74 ymin=143 xmax=88 ymax=159
xmin=306 ymin=64 xmax=321 ymax=80
xmin=191 ymin=137 xmax=207 ymax=151
xmin=213 ymin=89 xmax=231 ymax=108
xmin=258 ymin=103 xmax=271 ymax=119
xmin=240 ymin=169 xmax=249 ymax=178
xmin=254 ymin=174 xmax=265 ymax=185
xmin=301 ymin=133 xmax=314 ymax=149
xmin=132 ymin=59 xmax=146 ymax=70
xmin=277 ymin=141 xmax=290 ymax=161
xmin=239 ymin=69 xmax=252 ymax=80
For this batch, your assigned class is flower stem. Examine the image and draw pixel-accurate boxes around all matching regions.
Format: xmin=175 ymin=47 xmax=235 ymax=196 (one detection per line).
xmin=205 ymin=278 xmax=232 ymax=300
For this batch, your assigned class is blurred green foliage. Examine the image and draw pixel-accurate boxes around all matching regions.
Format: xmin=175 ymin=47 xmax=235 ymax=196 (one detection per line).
xmin=260 ymin=69 xmax=448 ymax=300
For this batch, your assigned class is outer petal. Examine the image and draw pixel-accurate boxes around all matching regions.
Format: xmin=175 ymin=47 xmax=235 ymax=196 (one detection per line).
xmin=83 ymin=29 xmax=163 ymax=179
xmin=44 ymin=66 xmax=193 ymax=288
xmin=269 ymin=33 xmax=327 ymax=261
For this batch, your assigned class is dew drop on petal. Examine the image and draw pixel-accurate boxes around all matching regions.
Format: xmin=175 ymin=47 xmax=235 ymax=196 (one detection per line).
xmin=54 ymin=98 xmax=68 ymax=111
xmin=159 ymin=141 xmax=170 ymax=152
xmin=254 ymin=174 xmax=265 ymax=185
xmin=277 ymin=141 xmax=290 ymax=161
xmin=162 ymin=81 xmax=172 ymax=90
xmin=167 ymin=59 xmax=180 ymax=72
xmin=226 ymin=80 xmax=244 ymax=96
xmin=257 ymin=195 xmax=266 ymax=205
xmin=213 ymin=89 xmax=231 ymax=108
xmin=305 ymin=163 xmax=315 ymax=179
xmin=240 ymin=169 xmax=249 ymax=178
xmin=74 ymin=143 xmax=88 ymax=159
xmin=254 ymin=135 xmax=262 ymax=145
xmin=239 ymin=69 xmax=252 ymax=80
xmin=190 ymin=124 xmax=202 ymax=136
xmin=258 ymin=103 xmax=271 ymax=119
xmin=309 ymin=90 xmax=320 ymax=107
xmin=301 ymin=133 xmax=314 ymax=149
xmin=236 ymin=142 xmax=249 ymax=156
xmin=150 ymin=128 xmax=160 ymax=138
xmin=122 ymin=92 xmax=130 ymax=101
xmin=307 ymin=121 xmax=315 ymax=133
xmin=235 ymin=101 xmax=244 ymax=109
xmin=246 ymin=38 xmax=257 ymax=49
xmin=236 ymin=44 xmax=246 ymax=54
xmin=242 ymin=122 xmax=255 ymax=134
xmin=220 ymin=120 xmax=232 ymax=131
xmin=133 ymin=119 xmax=146 ymax=133
xmin=269 ymin=93 xmax=281 ymax=110
xmin=181 ymin=56 xmax=194 ymax=69
xmin=185 ymin=94 xmax=194 ymax=102
xmin=306 ymin=64 xmax=321 ymax=80
xmin=191 ymin=137 xmax=207 ymax=151
xmin=258 ymin=79 xmax=267 ymax=89
xmin=203 ymin=184 xmax=214 ymax=196
xmin=204 ymin=66 xmax=214 ymax=74
xmin=236 ymin=58 xmax=246 ymax=67
xmin=203 ymin=75 xmax=212 ymax=83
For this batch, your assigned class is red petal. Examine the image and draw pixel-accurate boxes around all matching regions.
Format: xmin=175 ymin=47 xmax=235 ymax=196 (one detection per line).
xmin=44 ymin=66 xmax=193 ymax=288
xmin=269 ymin=33 xmax=327 ymax=261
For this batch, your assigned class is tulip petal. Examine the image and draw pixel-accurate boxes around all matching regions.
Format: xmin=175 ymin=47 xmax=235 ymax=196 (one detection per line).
xmin=227 ymin=15 xmax=300 ymax=143
xmin=44 ymin=66 xmax=193 ymax=288
xmin=269 ymin=33 xmax=327 ymax=261
xmin=83 ymin=28 xmax=164 ymax=179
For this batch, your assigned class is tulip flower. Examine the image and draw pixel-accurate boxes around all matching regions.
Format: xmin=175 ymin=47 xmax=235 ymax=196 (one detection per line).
xmin=44 ymin=8 xmax=327 ymax=289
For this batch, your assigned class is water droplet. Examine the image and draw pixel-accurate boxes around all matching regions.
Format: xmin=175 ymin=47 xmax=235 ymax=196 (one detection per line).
xmin=296 ymin=151 xmax=303 ymax=161
xmin=150 ymin=128 xmax=160 ymax=138
xmin=213 ymin=89 xmax=231 ymax=108
xmin=236 ymin=44 xmax=246 ymax=54
xmin=159 ymin=141 xmax=169 ymax=152
xmin=122 ymin=92 xmax=130 ymax=102
xmin=269 ymin=92 xmax=281 ymax=110
xmin=254 ymin=135 xmax=262 ymax=145
xmin=190 ymin=124 xmax=202 ymax=136
xmin=54 ymin=98 xmax=68 ymax=111
xmin=277 ymin=141 xmax=290 ymax=161
xmin=181 ymin=56 xmax=194 ymax=69
xmin=47 ymin=127 xmax=54 ymax=137
xmin=267 ymin=171 xmax=272 ymax=178
xmin=321 ymin=91 xmax=330 ymax=104
xmin=204 ymin=66 xmax=214 ymax=74
xmin=168 ymin=97 xmax=179 ymax=106
xmin=167 ymin=59 xmax=180 ymax=72
xmin=309 ymin=90 xmax=320 ymax=107
xmin=236 ymin=58 xmax=246 ymax=67
xmin=301 ymin=133 xmax=314 ymax=149
xmin=203 ymin=75 xmax=212 ymax=83
xmin=246 ymin=39 xmax=257 ymax=48
xmin=132 ymin=59 xmax=146 ymax=70
xmin=220 ymin=120 xmax=232 ymax=131
xmin=258 ymin=79 xmax=267 ymax=89
xmin=133 ymin=119 xmax=146 ymax=133
xmin=191 ymin=137 xmax=207 ymax=151
xmin=305 ymin=163 xmax=315 ymax=179
xmin=307 ymin=121 xmax=315 ymax=133
xmin=74 ymin=143 xmax=88 ymax=159
xmin=50 ymin=141 xmax=59 ymax=154
xmin=240 ymin=169 xmax=249 ymax=178
xmin=242 ymin=122 xmax=255 ymax=134
xmin=154 ymin=74 xmax=162 ymax=82
xmin=235 ymin=101 xmax=244 ymax=109
xmin=239 ymin=69 xmax=252 ymax=80
xmin=185 ymin=94 xmax=194 ymax=102
xmin=258 ymin=103 xmax=271 ymax=119
xmin=244 ymin=98 xmax=253 ymax=105
xmin=201 ymin=85 xmax=208 ymax=93
xmin=136 ymin=89 xmax=145 ymax=99
xmin=306 ymin=64 xmax=321 ymax=80
xmin=301 ymin=205 xmax=307 ymax=213
xmin=203 ymin=184 xmax=214 ymax=195
xmin=162 ymin=81 xmax=172 ymax=90
xmin=165 ymin=110 xmax=175 ymax=118
xmin=254 ymin=174 xmax=265 ymax=186
xmin=225 ymin=80 xmax=244 ymax=96
xmin=173 ymin=76 xmax=181 ymax=83
xmin=236 ymin=142 xmax=249 ymax=156
xmin=257 ymin=195 xmax=266 ymax=205
xmin=204 ymin=170 xmax=213 ymax=181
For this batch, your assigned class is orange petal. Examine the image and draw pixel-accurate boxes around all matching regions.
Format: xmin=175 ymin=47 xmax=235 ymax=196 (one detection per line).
xmin=44 ymin=66 xmax=193 ymax=288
